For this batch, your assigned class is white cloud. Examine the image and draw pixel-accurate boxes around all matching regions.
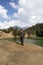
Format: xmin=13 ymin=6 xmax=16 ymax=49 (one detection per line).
xmin=9 ymin=2 xmax=18 ymax=9
xmin=0 ymin=0 xmax=43 ymax=29
xmin=18 ymin=0 xmax=43 ymax=25
xmin=0 ymin=20 xmax=18 ymax=29
xmin=0 ymin=19 xmax=30 ymax=29
xmin=0 ymin=5 xmax=8 ymax=19
xmin=12 ymin=0 xmax=43 ymax=27
xmin=13 ymin=13 xmax=18 ymax=18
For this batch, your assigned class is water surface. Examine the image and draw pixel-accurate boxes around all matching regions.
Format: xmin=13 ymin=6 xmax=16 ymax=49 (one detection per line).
xmin=0 ymin=38 xmax=43 ymax=47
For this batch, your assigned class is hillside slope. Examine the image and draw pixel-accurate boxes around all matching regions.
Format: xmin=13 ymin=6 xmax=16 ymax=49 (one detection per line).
xmin=0 ymin=40 xmax=43 ymax=65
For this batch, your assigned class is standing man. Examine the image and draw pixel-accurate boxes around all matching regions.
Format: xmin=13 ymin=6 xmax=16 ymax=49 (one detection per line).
xmin=20 ymin=29 xmax=24 ymax=46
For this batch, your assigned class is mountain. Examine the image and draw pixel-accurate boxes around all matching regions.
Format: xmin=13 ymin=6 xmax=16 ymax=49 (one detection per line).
xmin=25 ymin=23 xmax=43 ymax=36
xmin=22 ymin=26 xmax=29 ymax=30
xmin=13 ymin=26 xmax=29 ymax=30
xmin=13 ymin=26 xmax=22 ymax=30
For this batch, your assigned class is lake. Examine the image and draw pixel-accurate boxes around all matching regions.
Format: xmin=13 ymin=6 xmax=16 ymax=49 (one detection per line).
xmin=13 ymin=38 xmax=43 ymax=47
xmin=24 ymin=39 xmax=43 ymax=47
xmin=0 ymin=38 xmax=43 ymax=47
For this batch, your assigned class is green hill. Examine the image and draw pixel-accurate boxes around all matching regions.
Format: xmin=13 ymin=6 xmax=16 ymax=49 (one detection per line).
xmin=25 ymin=23 xmax=43 ymax=37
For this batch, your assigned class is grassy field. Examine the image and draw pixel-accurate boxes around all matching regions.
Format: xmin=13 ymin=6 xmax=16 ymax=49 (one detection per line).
xmin=27 ymin=35 xmax=43 ymax=40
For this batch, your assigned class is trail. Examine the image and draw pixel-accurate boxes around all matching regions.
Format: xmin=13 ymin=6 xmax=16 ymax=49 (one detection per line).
xmin=0 ymin=39 xmax=43 ymax=65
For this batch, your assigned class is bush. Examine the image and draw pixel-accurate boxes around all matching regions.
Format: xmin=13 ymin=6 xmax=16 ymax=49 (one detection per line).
xmin=36 ymin=31 xmax=43 ymax=37
xmin=12 ymin=28 xmax=19 ymax=38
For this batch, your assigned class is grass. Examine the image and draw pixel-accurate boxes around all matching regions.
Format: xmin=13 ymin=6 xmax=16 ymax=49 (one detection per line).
xmin=35 ymin=43 xmax=43 ymax=47
xmin=27 ymin=35 xmax=43 ymax=47
xmin=27 ymin=35 xmax=43 ymax=40
xmin=0 ymin=38 xmax=19 ymax=42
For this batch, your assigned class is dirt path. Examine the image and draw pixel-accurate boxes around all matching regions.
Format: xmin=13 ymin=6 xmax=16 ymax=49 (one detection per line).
xmin=0 ymin=40 xmax=43 ymax=65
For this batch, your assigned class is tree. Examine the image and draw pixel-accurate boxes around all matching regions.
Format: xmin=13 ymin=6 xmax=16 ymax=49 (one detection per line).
xmin=3 ymin=27 xmax=14 ymax=33
xmin=8 ymin=27 xmax=14 ymax=33
xmin=36 ymin=30 xmax=43 ymax=37
xmin=12 ymin=28 xmax=18 ymax=38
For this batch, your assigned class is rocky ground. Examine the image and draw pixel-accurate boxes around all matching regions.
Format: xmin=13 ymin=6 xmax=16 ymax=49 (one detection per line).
xmin=0 ymin=39 xmax=43 ymax=65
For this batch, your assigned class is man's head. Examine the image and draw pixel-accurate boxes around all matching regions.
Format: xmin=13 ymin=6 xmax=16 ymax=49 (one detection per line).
xmin=20 ymin=29 xmax=23 ymax=32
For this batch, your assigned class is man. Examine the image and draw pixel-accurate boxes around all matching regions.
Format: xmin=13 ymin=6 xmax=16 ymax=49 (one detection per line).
xmin=20 ymin=29 xmax=24 ymax=46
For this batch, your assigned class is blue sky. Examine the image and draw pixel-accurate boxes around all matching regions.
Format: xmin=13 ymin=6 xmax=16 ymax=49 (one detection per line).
xmin=0 ymin=0 xmax=18 ymax=15
xmin=0 ymin=0 xmax=43 ymax=29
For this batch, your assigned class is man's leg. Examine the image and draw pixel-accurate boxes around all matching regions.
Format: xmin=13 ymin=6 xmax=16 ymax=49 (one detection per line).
xmin=21 ymin=38 xmax=24 ymax=46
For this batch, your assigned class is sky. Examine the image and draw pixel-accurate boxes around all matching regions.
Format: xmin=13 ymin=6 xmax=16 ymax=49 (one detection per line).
xmin=0 ymin=0 xmax=43 ymax=29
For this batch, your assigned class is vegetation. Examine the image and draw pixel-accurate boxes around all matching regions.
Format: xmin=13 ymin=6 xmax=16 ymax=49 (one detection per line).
xmin=12 ymin=28 xmax=18 ymax=38
xmin=25 ymin=23 xmax=43 ymax=37
xmin=36 ymin=31 xmax=43 ymax=37
xmin=3 ymin=27 xmax=14 ymax=33
xmin=27 ymin=35 xmax=43 ymax=40
xmin=0 ymin=23 xmax=43 ymax=38
xmin=8 ymin=27 xmax=14 ymax=33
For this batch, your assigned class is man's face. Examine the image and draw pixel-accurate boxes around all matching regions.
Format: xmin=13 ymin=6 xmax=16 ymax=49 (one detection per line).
xmin=21 ymin=29 xmax=23 ymax=32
